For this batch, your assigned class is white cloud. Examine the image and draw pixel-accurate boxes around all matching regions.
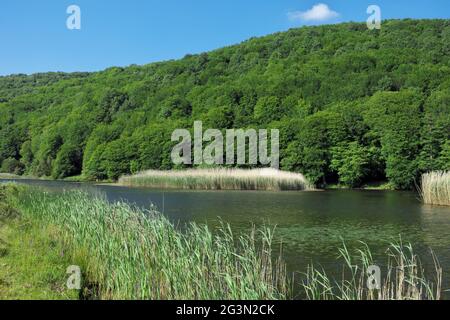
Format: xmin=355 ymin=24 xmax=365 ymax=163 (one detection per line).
xmin=288 ymin=3 xmax=339 ymax=22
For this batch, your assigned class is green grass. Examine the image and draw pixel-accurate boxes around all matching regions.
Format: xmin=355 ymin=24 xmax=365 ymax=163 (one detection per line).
xmin=326 ymin=181 xmax=393 ymax=190
xmin=0 ymin=184 xmax=444 ymax=300
xmin=0 ymin=188 xmax=80 ymax=300
xmin=0 ymin=173 xmax=28 ymax=180
xmin=119 ymin=168 xmax=313 ymax=191
xmin=4 ymin=184 xmax=290 ymax=300
xmin=62 ymin=175 xmax=86 ymax=182
xmin=420 ymin=171 xmax=450 ymax=206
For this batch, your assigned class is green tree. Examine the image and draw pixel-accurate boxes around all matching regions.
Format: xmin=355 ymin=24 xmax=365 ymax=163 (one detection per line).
xmin=330 ymin=142 xmax=371 ymax=188
xmin=52 ymin=143 xmax=83 ymax=179
xmin=1 ymin=157 xmax=25 ymax=175
xmin=0 ymin=20 xmax=448 ymax=188
xmin=438 ymin=141 xmax=450 ymax=170
xmin=101 ymin=138 xmax=138 ymax=180
xmin=282 ymin=110 xmax=346 ymax=186
xmin=364 ymin=90 xmax=423 ymax=189
xmin=418 ymin=89 xmax=450 ymax=171
xmin=254 ymin=96 xmax=282 ymax=124
xmin=19 ymin=140 xmax=33 ymax=170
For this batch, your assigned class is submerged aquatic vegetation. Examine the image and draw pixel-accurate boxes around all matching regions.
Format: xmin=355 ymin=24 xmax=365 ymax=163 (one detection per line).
xmin=420 ymin=171 xmax=450 ymax=206
xmin=118 ymin=168 xmax=313 ymax=191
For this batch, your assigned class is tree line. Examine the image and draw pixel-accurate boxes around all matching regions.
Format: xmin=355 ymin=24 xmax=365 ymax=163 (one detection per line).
xmin=0 ymin=19 xmax=449 ymax=189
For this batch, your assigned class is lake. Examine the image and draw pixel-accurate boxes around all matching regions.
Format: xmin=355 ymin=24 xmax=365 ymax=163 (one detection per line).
xmin=2 ymin=178 xmax=450 ymax=298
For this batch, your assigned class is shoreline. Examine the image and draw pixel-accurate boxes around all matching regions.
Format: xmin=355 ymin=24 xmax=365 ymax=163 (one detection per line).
xmin=0 ymin=184 xmax=290 ymax=300
xmin=1 ymin=173 xmax=398 ymax=192
xmin=0 ymin=184 xmax=443 ymax=300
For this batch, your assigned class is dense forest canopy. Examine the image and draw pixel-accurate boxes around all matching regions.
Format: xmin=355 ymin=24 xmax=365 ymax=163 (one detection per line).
xmin=0 ymin=19 xmax=449 ymax=189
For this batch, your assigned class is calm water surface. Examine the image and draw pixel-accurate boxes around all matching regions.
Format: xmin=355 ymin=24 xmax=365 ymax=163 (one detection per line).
xmin=2 ymin=179 xmax=450 ymax=297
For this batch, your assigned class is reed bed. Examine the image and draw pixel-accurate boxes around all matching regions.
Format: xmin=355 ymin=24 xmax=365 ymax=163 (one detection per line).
xmin=420 ymin=171 xmax=450 ymax=206
xmin=3 ymin=185 xmax=444 ymax=300
xmin=8 ymin=187 xmax=289 ymax=300
xmin=119 ymin=168 xmax=313 ymax=191
xmin=302 ymin=241 xmax=442 ymax=300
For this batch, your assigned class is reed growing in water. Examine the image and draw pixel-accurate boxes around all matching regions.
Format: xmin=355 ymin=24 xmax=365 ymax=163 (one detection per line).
xmin=7 ymin=186 xmax=289 ymax=300
xmin=118 ymin=168 xmax=313 ymax=191
xmin=303 ymin=241 xmax=442 ymax=300
xmin=420 ymin=171 xmax=450 ymax=206
xmin=2 ymin=185 xmax=443 ymax=300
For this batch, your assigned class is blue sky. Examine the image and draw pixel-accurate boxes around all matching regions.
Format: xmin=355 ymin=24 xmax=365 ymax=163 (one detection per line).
xmin=0 ymin=0 xmax=449 ymax=76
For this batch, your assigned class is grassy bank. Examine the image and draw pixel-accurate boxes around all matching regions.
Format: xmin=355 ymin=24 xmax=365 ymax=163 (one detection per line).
xmin=326 ymin=181 xmax=393 ymax=191
xmin=0 ymin=187 xmax=80 ymax=299
xmin=0 ymin=184 xmax=444 ymax=300
xmin=420 ymin=171 xmax=450 ymax=206
xmin=119 ymin=168 xmax=313 ymax=191
xmin=2 ymin=185 xmax=289 ymax=300
xmin=0 ymin=173 xmax=40 ymax=180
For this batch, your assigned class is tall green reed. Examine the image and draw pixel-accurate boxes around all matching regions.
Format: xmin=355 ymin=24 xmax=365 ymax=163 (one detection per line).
xmin=302 ymin=240 xmax=442 ymax=300
xmin=8 ymin=187 xmax=290 ymax=300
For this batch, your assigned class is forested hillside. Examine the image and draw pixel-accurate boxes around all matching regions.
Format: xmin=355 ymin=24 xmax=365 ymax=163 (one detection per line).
xmin=0 ymin=19 xmax=449 ymax=188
